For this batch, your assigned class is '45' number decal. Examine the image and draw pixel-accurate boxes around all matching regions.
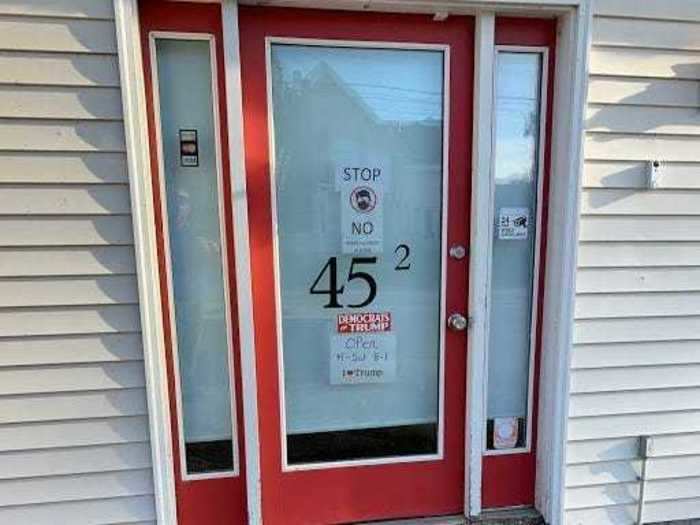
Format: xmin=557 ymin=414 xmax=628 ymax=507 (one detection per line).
xmin=309 ymin=257 xmax=377 ymax=309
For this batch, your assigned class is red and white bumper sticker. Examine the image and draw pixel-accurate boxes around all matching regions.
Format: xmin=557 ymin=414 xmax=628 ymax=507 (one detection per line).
xmin=336 ymin=312 xmax=391 ymax=333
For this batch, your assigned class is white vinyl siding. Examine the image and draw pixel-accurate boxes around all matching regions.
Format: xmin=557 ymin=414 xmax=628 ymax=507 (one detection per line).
xmin=565 ymin=1 xmax=700 ymax=523
xmin=0 ymin=1 xmax=156 ymax=524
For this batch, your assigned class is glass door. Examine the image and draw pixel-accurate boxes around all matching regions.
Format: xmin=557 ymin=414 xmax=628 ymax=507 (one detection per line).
xmin=239 ymin=7 xmax=473 ymax=524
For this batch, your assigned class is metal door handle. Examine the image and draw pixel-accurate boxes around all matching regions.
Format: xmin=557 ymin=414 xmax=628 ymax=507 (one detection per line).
xmin=447 ymin=313 xmax=468 ymax=331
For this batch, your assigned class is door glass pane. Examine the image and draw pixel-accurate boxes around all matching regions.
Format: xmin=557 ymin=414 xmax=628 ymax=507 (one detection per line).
xmin=154 ymin=38 xmax=235 ymax=474
xmin=270 ymin=44 xmax=445 ymax=464
xmin=486 ymin=52 xmax=543 ymax=450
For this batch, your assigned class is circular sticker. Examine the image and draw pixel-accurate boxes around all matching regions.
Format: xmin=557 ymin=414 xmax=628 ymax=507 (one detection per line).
xmin=349 ymin=186 xmax=377 ymax=213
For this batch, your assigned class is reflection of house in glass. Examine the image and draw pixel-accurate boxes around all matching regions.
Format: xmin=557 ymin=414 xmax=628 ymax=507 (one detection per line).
xmin=272 ymin=54 xmax=444 ymax=255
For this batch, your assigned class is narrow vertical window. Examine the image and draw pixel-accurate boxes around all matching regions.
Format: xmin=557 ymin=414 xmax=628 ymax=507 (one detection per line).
xmin=269 ymin=44 xmax=446 ymax=466
xmin=152 ymin=36 xmax=237 ymax=475
xmin=486 ymin=50 xmax=545 ymax=452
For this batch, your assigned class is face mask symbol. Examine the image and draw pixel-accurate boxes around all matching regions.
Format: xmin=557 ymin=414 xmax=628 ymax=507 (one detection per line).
xmin=350 ymin=186 xmax=377 ymax=213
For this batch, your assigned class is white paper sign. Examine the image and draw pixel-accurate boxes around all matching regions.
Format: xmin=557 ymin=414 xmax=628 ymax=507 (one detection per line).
xmin=330 ymin=333 xmax=397 ymax=385
xmin=336 ymin=164 xmax=388 ymax=254
xmin=493 ymin=416 xmax=519 ymax=449
xmin=498 ymin=207 xmax=530 ymax=240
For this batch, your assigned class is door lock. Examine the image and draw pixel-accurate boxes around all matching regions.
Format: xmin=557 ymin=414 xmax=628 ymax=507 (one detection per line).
xmin=449 ymin=245 xmax=467 ymax=260
xmin=447 ymin=313 xmax=468 ymax=332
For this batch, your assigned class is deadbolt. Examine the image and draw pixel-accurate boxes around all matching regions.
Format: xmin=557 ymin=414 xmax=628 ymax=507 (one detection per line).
xmin=449 ymin=245 xmax=467 ymax=260
xmin=447 ymin=313 xmax=468 ymax=331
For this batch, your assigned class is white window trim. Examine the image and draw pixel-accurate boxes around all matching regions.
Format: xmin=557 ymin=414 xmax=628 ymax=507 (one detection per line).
xmin=264 ymin=36 xmax=451 ymax=473
xmin=533 ymin=4 xmax=592 ymax=524
xmin=116 ymin=1 xmax=591 ymax=524
xmin=221 ymin=2 xmax=263 ymax=523
xmin=482 ymin=45 xmax=549 ymax=458
xmin=147 ymin=31 xmax=241 ymax=482
xmin=113 ymin=0 xmax=178 ymax=523
xmin=467 ymin=12 xmax=495 ymax=516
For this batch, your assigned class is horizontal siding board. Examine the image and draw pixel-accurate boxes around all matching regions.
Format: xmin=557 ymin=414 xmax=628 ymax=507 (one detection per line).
xmin=568 ymin=411 xmax=700 ymax=441
xmin=567 ymin=459 xmax=642 ymax=487
xmin=567 ymin=456 xmax=700 ymax=487
xmin=571 ymin=364 xmax=700 ymax=393
xmin=586 ymin=134 xmax=700 ymax=162
xmin=587 ymin=104 xmax=700 ymax=136
xmin=0 ymin=495 xmax=156 ymax=525
xmin=589 ymin=47 xmax=700 ymax=80
xmin=593 ymin=16 xmax=700 ymax=52
xmin=587 ymin=77 xmax=700 ymax=108
xmin=0 ymin=85 xmax=123 ymax=120
xmin=570 ymin=387 xmax=700 ymax=417
xmin=0 ymin=304 xmax=140 ymax=337
xmin=566 ymin=499 xmax=700 ymax=525
xmin=0 ymin=1 xmax=115 ymax=20
xmin=578 ymin=242 xmax=700 ymax=267
xmin=0 ymin=151 xmax=128 ymax=184
xmin=0 ymin=216 xmax=134 ymax=246
xmin=0 ymin=275 xmax=138 ymax=307
xmin=0 ymin=51 xmax=120 ymax=87
xmin=575 ymin=292 xmax=700 ymax=318
xmin=581 ymin=188 xmax=700 ymax=216
xmin=583 ymin=161 xmax=700 ymax=190
xmin=576 ymin=267 xmax=700 ymax=293
xmin=566 ymin=482 xmax=639 ymax=510
xmin=0 ymin=442 xmax=152 ymax=480
xmin=575 ymin=317 xmax=700 ymax=344
xmin=0 ymin=362 xmax=146 ymax=396
xmin=593 ymin=0 xmax=700 ymax=23
xmin=579 ymin=216 xmax=700 ymax=242
xmin=0 ymin=469 xmax=154 ymax=507
xmin=0 ymin=333 xmax=143 ymax=366
xmin=568 ymin=433 xmax=700 ymax=464
xmin=0 ymin=184 xmax=131 ymax=215
xmin=567 ymin=477 xmax=700 ymax=510
xmin=572 ymin=340 xmax=700 ymax=369
xmin=0 ymin=16 xmax=116 ymax=54
xmin=0 ymin=120 xmax=125 ymax=152
xmin=0 ymin=416 xmax=149 ymax=451
xmin=0 ymin=388 xmax=148 ymax=424
xmin=0 ymin=246 xmax=136 ymax=277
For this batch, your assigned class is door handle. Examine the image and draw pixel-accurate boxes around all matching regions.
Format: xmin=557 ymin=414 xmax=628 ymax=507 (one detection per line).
xmin=447 ymin=313 xmax=468 ymax=332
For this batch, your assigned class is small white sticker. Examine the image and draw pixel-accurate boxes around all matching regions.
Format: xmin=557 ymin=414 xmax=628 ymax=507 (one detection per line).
xmin=493 ymin=417 xmax=519 ymax=449
xmin=330 ymin=333 xmax=396 ymax=385
xmin=498 ymin=207 xmax=529 ymax=240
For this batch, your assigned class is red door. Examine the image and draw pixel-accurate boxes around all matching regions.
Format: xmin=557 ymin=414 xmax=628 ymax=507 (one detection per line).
xmin=240 ymin=7 xmax=473 ymax=524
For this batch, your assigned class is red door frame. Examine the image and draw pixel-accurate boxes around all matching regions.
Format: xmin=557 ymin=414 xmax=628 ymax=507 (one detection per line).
xmin=139 ymin=3 xmax=247 ymax=524
xmin=239 ymin=7 xmax=473 ymax=525
xmin=481 ymin=17 xmax=557 ymax=509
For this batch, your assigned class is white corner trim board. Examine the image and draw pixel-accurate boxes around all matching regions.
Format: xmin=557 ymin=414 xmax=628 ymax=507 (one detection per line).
xmin=534 ymin=2 xmax=591 ymax=525
xmin=113 ymin=0 xmax=179 ymax=523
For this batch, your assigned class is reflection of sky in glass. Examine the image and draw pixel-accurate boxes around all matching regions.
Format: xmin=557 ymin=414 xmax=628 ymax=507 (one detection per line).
xmin=273 ymin=45 xmax=443 ymax=122
xmin=487 ymin=51 xmax=543 ymax=424
xmin=493 ymin=53 xmax=542 ymax=183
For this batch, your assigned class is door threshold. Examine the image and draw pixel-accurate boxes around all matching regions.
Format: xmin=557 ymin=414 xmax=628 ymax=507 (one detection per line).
xmin=360 ymin=508 xmax=544 ymax=525
xmin=359 ymin=516 xmax=465 ymax=525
